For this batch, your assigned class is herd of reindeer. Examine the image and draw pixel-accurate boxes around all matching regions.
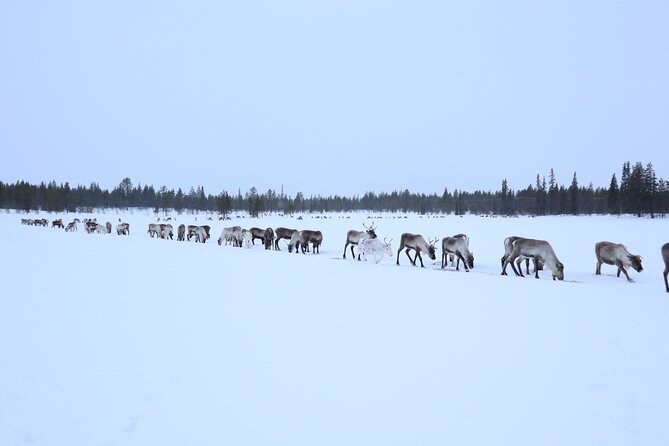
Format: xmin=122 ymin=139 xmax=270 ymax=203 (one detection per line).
xmin=20 ymin=216 xmax=669 ymax=293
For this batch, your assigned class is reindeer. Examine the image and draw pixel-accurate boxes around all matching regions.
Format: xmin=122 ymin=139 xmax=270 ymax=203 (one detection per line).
xmin=299 ymin=230 xmax=323 ymax=254
xmin=177 ymin=224 xmax=186 ymax=241
xmin=52 ymin=219 xmax=64 ymax=229
xmin=501 ymin=236 xmax=544 ymax=276
xmin=240 ymin=229 xmax=253 ymax=248
xmin=502 ymin=238 xmax=564 ymax=280
xmin=441 ymin=234 xmax=474 ymax=272
xmin=194 ymin=226 xmax=207 ymax=243
xmin=65 ymin=220 xmax=78 ymax=232
xmin=595 ymin=241 xmax=643 ymax=282
xmin=86 ymin=221 xmax=99 ymax=233
xmin=249 ymin=227 xmax=266 ymax=245
xmin=116 ymin=223 xmax=130 ymax=235
xmin=288 ymin=230 xmax=302 ymax=253
xmin=662 ymin=243 xmax=669 ymax=293
xmin=274 ymin=227 xmax=298 ymax=250
xmin=359 ymin=237 xmax=393 ymax=264
xmin=218 ymin=226 xmax=242 ymax=246
xmin=105 ymin=222 xmax=112 ymax=234
xmin=343 ymin=222 xmax=377 ymax=260
xmin=264 ymin=228 xmax=275 ymax=250
xmin=147 ymin=223 xmax=161 ymax=238
xmin=396 ymin=233 xmax=437 ymax=267
xmin=162 ymin=224 xmax=174 ymax=240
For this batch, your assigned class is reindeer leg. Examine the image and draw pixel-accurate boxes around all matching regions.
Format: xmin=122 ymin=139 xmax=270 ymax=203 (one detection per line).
xmin=664 ymin=269 xmax=669 ymax=292
xmin=616 ymin=260 xmax=633 ymax=282
xmin=525 ymin=258 xmax=530 ymax=275
xmin=441 ymin=251 xmax=446 ymax=269
xmin=343 ymin=242 xmax=349 ymax=259
xmin=405 ymin=248 xmax=415 ymax=266
xmin=457 ymin=251 xmax=469 ymax=272
xmin=416 ymin=251 xmax=425 ymax=267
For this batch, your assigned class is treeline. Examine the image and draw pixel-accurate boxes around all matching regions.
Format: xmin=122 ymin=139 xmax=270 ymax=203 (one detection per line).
xmin=1 ymin=162 xmax=666 ymax=217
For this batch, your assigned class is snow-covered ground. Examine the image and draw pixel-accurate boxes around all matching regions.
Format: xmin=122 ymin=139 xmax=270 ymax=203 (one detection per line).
xmin=1 ymin=210 xmax=668 ymax=446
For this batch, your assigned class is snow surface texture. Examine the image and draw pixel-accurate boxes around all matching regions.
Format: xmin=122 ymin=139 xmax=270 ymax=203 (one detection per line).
xmin=1 ymin=210 xmax=668 ymax=446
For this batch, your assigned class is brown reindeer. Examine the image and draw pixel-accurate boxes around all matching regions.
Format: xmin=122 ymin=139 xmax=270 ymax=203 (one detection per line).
xmin=595 ymin=241 xmax=642 ymax=282
xmin=274 ymin=227 xmax=298 ymax=250
xmin=52 ymin=219 xmax=64 ymax=229
xmin=396 ymin=233 xmax=437 ymax=268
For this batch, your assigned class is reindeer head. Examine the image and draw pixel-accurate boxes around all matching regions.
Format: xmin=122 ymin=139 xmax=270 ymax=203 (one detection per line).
xmin=553 ymin=261 xmax=565 ymax=281
xmin=383 ymin=237 xmax=393 ymax=257
xmin=427 ymin=237 xmax=438 ymax=260
xmin=467 ymin=252 xmax=475 ymax=269
xmin=363 ymin=221 xmax=377 ymax=239
xmin=629 ymin=255 xmax=643 ymax=273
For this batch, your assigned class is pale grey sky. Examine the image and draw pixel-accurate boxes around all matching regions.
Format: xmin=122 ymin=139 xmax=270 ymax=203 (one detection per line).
xmin=1 ymin=0 xmax=667 ymax=197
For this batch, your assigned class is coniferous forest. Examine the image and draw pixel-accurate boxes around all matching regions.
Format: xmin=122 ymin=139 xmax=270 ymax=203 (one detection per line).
xmin=1 ymin=162 xmax=666 ymax=218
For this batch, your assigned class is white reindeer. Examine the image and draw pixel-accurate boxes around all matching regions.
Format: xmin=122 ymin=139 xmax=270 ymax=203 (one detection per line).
xmin=358 ymin=237 xmax=393 ymax=264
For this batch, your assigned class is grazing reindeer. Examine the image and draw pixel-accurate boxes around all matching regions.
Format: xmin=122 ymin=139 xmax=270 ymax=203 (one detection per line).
xmin=177 ymin=224 xmax=186 ymax=241
xmin=288 ymin=231 xmax=302 ymax=253
xmin=264 ymin=228 xmax=275 ymax=250
xmin=65 ymin=220 xmax=78 ymax=232
xmin=595 ymin=241 xmax=643 ymax=282
xmin=343 ymin=222 xmax=377 ymax=260
xmin=359 ymin=237 xmax=393 ymax=264
xmin=501 ymin=236 xmax=544 ymax=276
xmin=396 ymin=233 xmax=437 ymax=268
xmin=194 ymin=226 xmax=207 ymax=243
xmin=662 ymin=243 xmax=669 ymax=293
xmin=441 ymin=234 xmax=474 ymax=272
xmin=105 ymin=222 xmax=112 ymax=234
xmin=218 ymin=226 xmax=242 ymax=246
xmin=116 ymin=223 xmax=130 ymax=235
xmin=502 ymin=238 xmax=564 ymax=280
xmin=52 ymin=219 xmax=64 ymax=229
xmin=274 ymin=227 xmax=298 ymax=250
xmin=298 ymin=230 xmax=323 ymax=254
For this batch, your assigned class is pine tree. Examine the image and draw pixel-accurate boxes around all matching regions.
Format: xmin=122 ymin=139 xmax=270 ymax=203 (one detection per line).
xmin=607 ymin=174 xmax=619 ymax=215
xmin=569 ymin=172 xmax=579 ymax=215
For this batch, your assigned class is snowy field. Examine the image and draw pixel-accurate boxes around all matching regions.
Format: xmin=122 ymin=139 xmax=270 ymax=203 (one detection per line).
xmin=1 ymin=209 xmax=668 ymax=446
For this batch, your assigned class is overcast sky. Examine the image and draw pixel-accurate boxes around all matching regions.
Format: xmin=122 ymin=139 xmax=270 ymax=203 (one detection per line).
xmin=1 ymin=0 xmax=667 ymax=197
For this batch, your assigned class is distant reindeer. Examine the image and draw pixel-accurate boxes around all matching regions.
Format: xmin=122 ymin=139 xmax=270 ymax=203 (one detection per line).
xmin=116 ymin=222 xmax=130 ymax=235
xmin=218 ymin=226 xmax=242 ymax=246
xmin=177 ymin=224 xmax=186 ymax=241
xmin=275 ymin=227 xmax=298 ymax=250
xmin=396 ymin=233 xmax=437 ymax=268
xmin=343 ymin=222 xmax=377 ymax=260
xmin=147 ymin=223 xmax=160 ymax=238
xmin=662 ymin=243 xmax=669 ymax=293
xmin=502 ymin=238 xmax=564 ymax=280
xmin=52 ymin=219 xmax=64 ymax=229
xmin=65 ymin=220 xmax=78 ymax=232
xmin=105 ymin=222 xmax=112 ymax=234
xmin=595 ymin=241 xmax=643 ymax=282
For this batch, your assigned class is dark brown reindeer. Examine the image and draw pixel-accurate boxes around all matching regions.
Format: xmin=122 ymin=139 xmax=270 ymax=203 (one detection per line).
xmin=662 ymin=243 xmax=669 ymax=293
xmin=249 ymin=227 xmax=266 ymax=245
xmin=275 ymin=227 xmax=298 ymax=250
xmin=502 ymin=238 xmax=564 ymax=280
xmin=177 ymin=224 xmax=186 ymax=241
xmin=264 ymin=228 xmax=275 ymax=250
xmin=501 ymin=236 xmax=544 ymax=276
xmin=343 ymin=222 xmax=377 ymax=260
xmin=299 ymin=230 xmax=323 ymax=254
xmin=52 ymin=219 xmax=64 ymax=229
xmin=595 ymin=241 xmax=643 ymax=282
xmin=396 ymin=233 xmax=437 ymax=268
